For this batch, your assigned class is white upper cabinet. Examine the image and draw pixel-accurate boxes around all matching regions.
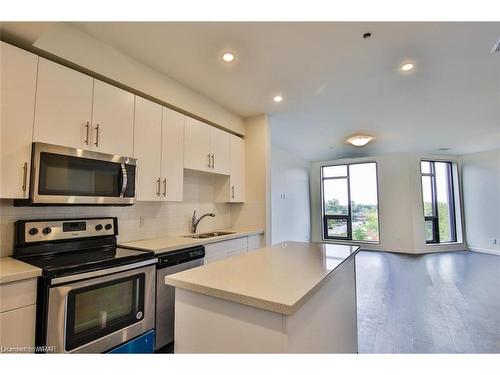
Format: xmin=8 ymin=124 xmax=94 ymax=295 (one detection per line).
xmin=134 ymin=96 xmax=163 ymax=201
xmin=91 ymin=80 xmax=135 ymax=156
xmin=214 ymin=134 xmax=246 ymax=203
xmin=184 ymin=117 xmax=231 ymax=175
xmin=184 ymin=117 xmax=211 ymax=173
xmin=161 ymin=107 xmax=185 ymax=202
xmin=210 ymin=127 xmax=230 ymax=175
xmin=33 ymin=59 xmax=135 ymax=155
xmin=229 ymin=135 xmax=246 ymax=202
xmin=0 ymin=42 xmax=38 ymax=199
xmin=34 ymin=58 xmax=93 ymax=149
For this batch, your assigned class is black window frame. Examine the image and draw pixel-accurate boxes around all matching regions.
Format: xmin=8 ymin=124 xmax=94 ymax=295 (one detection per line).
xmin=421 ymin=160 xmax=457 ymax=244
xmin=321 ymin=162 xmax=379 ymax=242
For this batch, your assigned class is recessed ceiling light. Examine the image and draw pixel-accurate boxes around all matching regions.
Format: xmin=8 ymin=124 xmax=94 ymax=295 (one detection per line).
xmin=347 ymin=135 xmax=374 ymax=147
xmin=401 ymin=63 xmax=415 ymax=72
xmin=273 ymin=95 xmax=283 ymax=103
xmin=222 ymin=52 xmax=235 ymax=63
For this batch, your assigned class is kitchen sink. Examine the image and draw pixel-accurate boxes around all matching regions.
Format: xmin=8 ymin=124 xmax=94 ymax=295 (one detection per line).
xmin=184 ymin=231 xmax=236 ymax=239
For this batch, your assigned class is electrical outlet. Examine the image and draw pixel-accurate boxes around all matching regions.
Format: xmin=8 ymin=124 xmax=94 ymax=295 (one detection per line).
xmin=140 ymin=216 xmax=145 ymax=228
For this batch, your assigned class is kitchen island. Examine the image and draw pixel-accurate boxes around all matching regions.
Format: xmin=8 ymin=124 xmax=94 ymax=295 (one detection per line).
xmin=165 ymin=241 xmax=359 ymax=353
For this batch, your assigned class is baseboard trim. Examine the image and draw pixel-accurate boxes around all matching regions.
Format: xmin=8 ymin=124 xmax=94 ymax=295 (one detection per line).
xmin=359 ymin=247 xmax=467 ymax=255
xmin=469 ymin=247 xmax=500 ymax=256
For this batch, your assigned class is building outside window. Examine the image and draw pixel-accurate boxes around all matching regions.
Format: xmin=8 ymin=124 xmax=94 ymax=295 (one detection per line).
xmin=321 ymin=162 xmax=379 ymax=242
xmin=420 ymin=160 xmax=457 ymax=244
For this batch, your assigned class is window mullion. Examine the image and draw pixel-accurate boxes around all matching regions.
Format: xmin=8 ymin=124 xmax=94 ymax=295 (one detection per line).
xmin=429 ymin=161 xmax=440 ymax=243
xmin=346 ymin=165 xmax=352 ymax=240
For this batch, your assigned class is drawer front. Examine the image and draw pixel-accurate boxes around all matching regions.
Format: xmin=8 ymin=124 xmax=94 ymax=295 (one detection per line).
xmin=227 ymin=248 xmax=247 ymax=258
xmin=247 ymin=234 xmax=263 ymax=251
xmin=0 ymin=278 xmax=37 ymax=313
xmin=204 ymin=254 xmax=226 ymax=265
xmin=0 ymin=304 xmax=36 ymax=350
xmin=204 ymin=237 xmax=248 ymax=259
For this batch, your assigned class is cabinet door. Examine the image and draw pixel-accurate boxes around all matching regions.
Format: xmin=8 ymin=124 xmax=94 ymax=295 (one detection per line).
xmin=210 ymin=127 xmax=230 ymax=175
xmin=92 ymin=79 xmax=135 ymax=156
xmin=230 ymin=135 xmax=246 ymax=202
xmin=184 ymin=117 xmax=211 ymax=172
xmin=0 ymin=305 xmax=36 ymax=350
xmin=33 ymin=58 xmax=93 ymax=149
xmin=0 ymin=42 xmax=38 ymax=199
xmin=161 ymin=107 xmax=185 ymax=201
xmin=134 ymin=96 xmax=162 ymax=201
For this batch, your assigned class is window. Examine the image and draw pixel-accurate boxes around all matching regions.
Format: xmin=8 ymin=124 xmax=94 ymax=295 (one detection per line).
xmin=321 ymin=162 xmax=379 ymax=242
xmin=420 ymin=161 xmax=457 ymax=244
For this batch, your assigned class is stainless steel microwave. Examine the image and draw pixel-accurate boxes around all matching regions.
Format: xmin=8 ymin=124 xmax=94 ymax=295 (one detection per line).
xmin=17 ymin=142 xmax=137 ymax=205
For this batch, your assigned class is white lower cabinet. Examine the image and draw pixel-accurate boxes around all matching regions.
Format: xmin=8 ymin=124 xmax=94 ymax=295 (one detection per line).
xmin=203 ymin=235 xmax=263 ymax=264
xmin=247 ymin=234 xmax=264 ymax=251
xmin=0 ymin=278 xmax=37 ymax=351
xmin=0 ymin=305 xmax=36 ymax=351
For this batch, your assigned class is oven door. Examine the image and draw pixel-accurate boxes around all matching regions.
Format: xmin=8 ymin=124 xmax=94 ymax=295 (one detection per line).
xmin=31 ymin=142 xmax=136 ymax=205
xmin=46 ymin=263 xmax=155 ymax=353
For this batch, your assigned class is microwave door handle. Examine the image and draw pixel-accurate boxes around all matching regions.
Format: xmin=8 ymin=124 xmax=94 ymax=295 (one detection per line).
xmin=120 ymin=163 xmax=128 ymax=197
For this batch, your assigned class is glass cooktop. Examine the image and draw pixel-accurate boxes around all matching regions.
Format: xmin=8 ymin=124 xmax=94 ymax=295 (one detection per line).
xmin=21 ymin=246 xmax=154 ymax=278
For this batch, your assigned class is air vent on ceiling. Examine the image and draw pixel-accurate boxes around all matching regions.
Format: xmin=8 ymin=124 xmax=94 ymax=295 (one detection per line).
xmin=491 ymin=37 xmax=500 ymax=54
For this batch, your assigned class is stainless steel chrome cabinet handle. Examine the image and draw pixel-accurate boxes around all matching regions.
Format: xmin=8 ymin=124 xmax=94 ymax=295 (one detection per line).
xmin=207 ymin=154 xmax=211 ymax=168
xmin=22 ymin=162 xmax=28 ymax=193
xmin=94 ymin=124 xmax=100 ymax=147
xmin=163 ymin=179 xmax=167 ymax=197
xmin=84 ymin=121 xmax=90 ymax=145
xmin=156 ymin=178 xmax=161 ymax=196
xmin=211 ymin=154 xmax=215 ymax=168
xmin=232 ymin=186 xmax=235 ymax=199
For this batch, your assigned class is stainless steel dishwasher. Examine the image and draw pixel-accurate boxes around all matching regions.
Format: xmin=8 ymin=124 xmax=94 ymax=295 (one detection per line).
xmin=155 ymin=246 xmax=205 ymax=351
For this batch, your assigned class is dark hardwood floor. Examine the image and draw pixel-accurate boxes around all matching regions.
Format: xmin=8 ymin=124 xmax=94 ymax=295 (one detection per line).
xmin=355 ymin=250 xmax=500 ymax=353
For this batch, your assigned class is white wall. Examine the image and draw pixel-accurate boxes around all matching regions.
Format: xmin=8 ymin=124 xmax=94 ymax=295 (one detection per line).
xmin=0 ymin=171 xmax=232 ymax=257
xmin=310 ymin=153 xmax=466 ymax=254
xmin=460 ymin=148 xmax=500 ymax=255
xmin=29 ymin=23 xmax=245 ymax=135
xmin=230 ymin=115 xmax=271 ymax=244
xmin=271 ymin=145 xmax=311 ymax=244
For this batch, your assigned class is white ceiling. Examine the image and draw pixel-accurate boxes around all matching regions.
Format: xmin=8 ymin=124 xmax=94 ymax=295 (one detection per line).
xmin=9 ymin=22 xmax=500 ymax=161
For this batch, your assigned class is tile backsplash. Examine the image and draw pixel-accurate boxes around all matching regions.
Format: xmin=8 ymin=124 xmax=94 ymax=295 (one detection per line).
xmin=0 ymin=171 xmax=235 ymax=257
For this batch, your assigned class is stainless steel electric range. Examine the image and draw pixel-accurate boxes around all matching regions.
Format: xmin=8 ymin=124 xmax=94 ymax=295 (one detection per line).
xmin=13 ymin=217 xmax=157 ymax=353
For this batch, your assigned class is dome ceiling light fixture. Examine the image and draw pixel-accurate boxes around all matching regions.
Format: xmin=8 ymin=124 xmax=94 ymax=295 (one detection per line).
xmin=221 ymin=51 xmax=235 ymax=63
xmin=347 ymin=135 xmax=374 ymax=147
xmin=401 ymin=62 xmax=415 ymax=72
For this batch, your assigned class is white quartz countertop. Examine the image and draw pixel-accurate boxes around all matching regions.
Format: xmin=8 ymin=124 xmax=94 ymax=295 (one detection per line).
xmin=0 ymin=257 xmax=42 ymax=284
xmin=165 ymin=241 xmax=359 ymax=315
xmin=119 ymin=229 xmax=264 ymax=255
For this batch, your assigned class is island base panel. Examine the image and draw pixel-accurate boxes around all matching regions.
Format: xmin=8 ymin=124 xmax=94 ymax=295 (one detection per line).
xmin=173 ymin=258 xmax=357 ymax=353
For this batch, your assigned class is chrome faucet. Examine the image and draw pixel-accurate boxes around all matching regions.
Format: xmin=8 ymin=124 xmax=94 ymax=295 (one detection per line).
xmin=191 ymin=210 xmax=215 ymax=233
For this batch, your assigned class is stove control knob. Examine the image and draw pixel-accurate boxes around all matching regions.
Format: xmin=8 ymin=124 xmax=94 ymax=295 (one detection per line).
xmin=28 ymin=228 xmax=39 ymax=236
xmin=95 ymin=224 xmax=103 ymax=231
xmin=42 ymin=227 xmax=52 ymax=235
xmin=105 ymin=224 xmax=112 ymax=230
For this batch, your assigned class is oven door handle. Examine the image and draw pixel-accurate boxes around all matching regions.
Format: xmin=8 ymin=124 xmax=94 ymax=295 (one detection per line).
xmin=119 ymin=163 xmax=128 ymax=197
xmin=50 ymin=258 xmax=157 ymax=286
